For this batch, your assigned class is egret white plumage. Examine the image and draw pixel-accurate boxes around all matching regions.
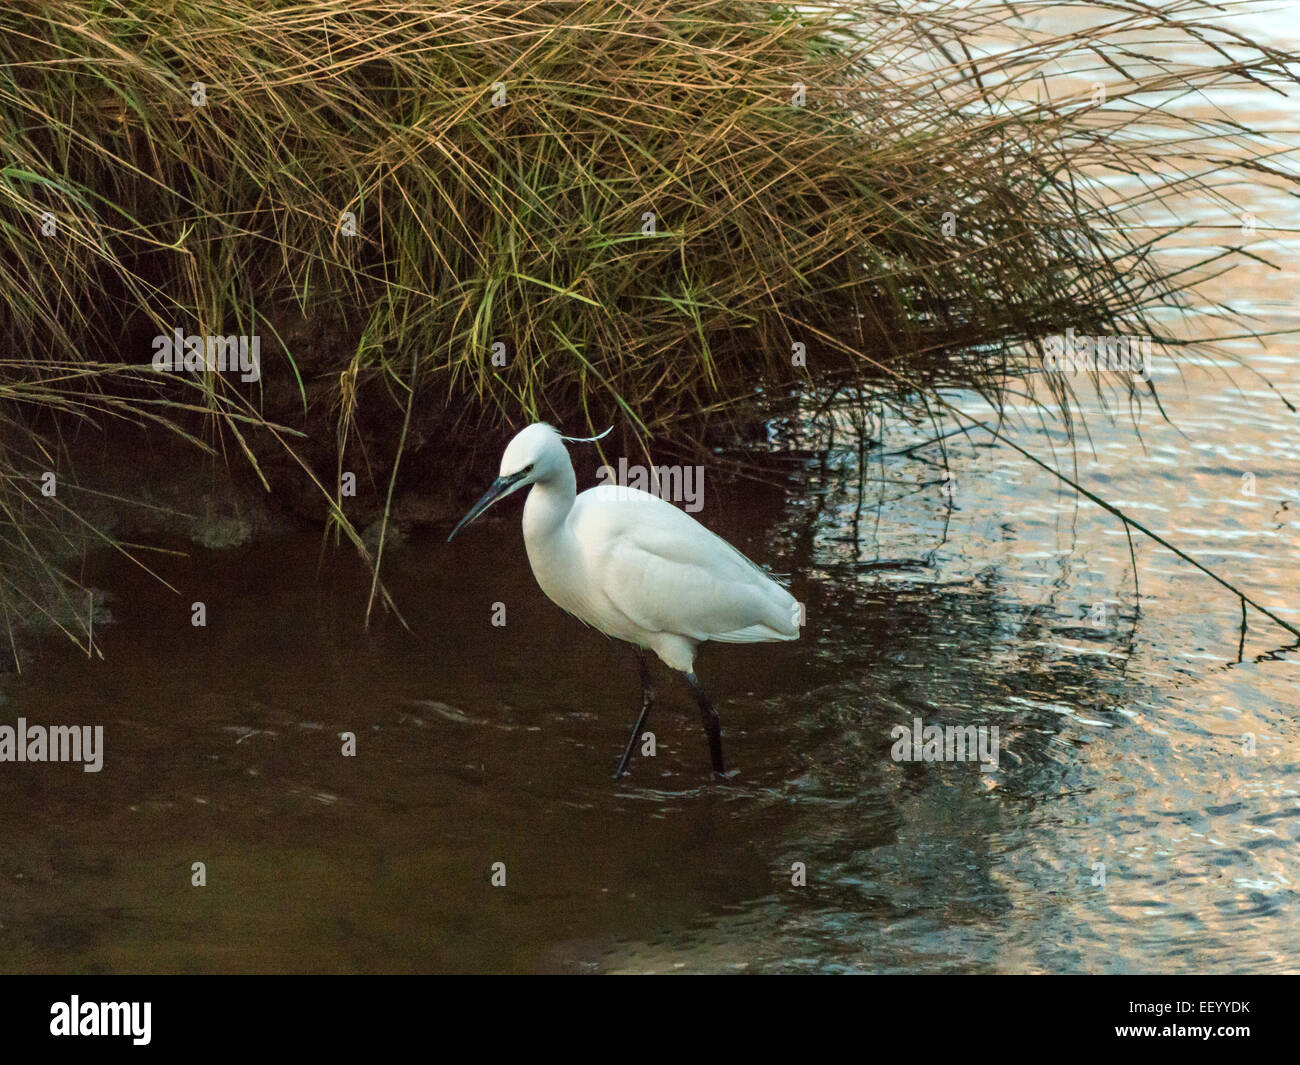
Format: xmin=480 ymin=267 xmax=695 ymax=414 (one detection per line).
xmin=448 ymin=423 xmax=800 ymax=778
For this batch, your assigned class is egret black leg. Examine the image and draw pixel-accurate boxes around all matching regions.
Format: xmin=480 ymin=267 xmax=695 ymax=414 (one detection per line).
xmin=613 ymin=648 xmax=655 ymax=779
xmin=685 ymin=671 xmax=726 ymax=777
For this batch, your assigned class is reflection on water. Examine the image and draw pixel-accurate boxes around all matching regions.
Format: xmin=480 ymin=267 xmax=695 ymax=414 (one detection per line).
xmin=1 ymin=337 xmax=1296 ymax=972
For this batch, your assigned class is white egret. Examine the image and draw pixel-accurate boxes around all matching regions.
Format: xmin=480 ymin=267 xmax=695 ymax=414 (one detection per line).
xmin=448 ymin=423 xmax=799 ymax=778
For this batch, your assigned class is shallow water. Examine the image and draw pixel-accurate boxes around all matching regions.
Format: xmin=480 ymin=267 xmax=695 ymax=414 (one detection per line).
xmin=3 ymin=333 xmax=1296 ymax=973
xmin=3 ymin=12 xmax=1299 ymax=974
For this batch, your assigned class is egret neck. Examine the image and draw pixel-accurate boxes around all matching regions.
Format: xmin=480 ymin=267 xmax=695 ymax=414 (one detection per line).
xmin=521 ymin=446 xmax=586 ymax=618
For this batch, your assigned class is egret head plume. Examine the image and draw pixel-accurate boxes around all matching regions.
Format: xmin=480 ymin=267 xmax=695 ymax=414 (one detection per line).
xmin=559 ymin=426 xmax=613 ymax=444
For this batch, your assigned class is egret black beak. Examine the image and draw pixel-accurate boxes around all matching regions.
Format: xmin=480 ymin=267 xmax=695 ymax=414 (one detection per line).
xmin=447 ymin=472 xmax=526 ymax=541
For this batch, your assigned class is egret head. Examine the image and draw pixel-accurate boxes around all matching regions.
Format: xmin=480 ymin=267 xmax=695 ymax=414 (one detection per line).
xmin=447 ymin=423 xmax=569 ymax=541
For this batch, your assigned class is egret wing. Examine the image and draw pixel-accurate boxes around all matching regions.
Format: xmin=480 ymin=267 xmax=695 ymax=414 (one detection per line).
xmin=574 ymin=489 xmax=798 ymax=643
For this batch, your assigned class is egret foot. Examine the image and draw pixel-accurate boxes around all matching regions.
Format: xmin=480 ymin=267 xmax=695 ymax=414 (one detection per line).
xmin=685 ymin=671 xmax=726 ymax=777
xmin=613 ymin=648 xmax=655 ymax=779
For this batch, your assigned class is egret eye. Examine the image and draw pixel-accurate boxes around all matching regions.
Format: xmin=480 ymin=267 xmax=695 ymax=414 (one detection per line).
xmin=521 ymin=463 xmax=535 ymax=475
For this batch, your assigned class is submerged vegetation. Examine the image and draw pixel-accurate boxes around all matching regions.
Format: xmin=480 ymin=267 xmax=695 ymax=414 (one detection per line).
xmin=1 ymin=0 xmax=1298 ymax=659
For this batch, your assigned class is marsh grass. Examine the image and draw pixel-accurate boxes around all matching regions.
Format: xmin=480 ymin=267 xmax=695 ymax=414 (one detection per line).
xmin=2 ymin=0 xmax=1298 ymax=657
